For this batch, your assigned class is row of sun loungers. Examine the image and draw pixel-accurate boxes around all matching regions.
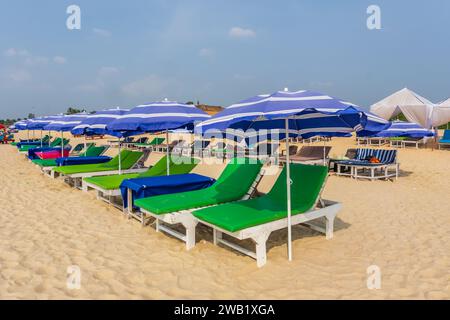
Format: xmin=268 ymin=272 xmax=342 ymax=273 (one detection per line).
xmin=20 ymin=138 xmax=341 ymax=266
xmin=17 ymin=137 xmax=408 ymax=266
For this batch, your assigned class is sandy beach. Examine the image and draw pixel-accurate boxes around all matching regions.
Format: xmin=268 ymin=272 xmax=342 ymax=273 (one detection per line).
xmin=0 ymin=133 xmax=449 ymax=299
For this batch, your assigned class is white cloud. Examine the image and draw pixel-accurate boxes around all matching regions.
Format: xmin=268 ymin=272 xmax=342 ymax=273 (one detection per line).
xmin=73 ymin=67 xmax=120 ymax=93
xmin=24 ymin=56 xmax=49 ymax=66
xmin=121 ymin=75 xmax=171 ymax=98
xmin=229 ymin=27 xmax=256 ymax=38
xmin=53 ymin=56 xmax=67 ymax=64
xmin=98 ymin=66 xmax=120 ymax=77
xmin=199 ymin=48 xmax=214 ymax=57
xmin=9 ymin=69 xmax=32 ymax=82
xmin=93 ymin=28 xmax=112 ymax=37
xmin=4 ymin=48 xmax=30 ymax=57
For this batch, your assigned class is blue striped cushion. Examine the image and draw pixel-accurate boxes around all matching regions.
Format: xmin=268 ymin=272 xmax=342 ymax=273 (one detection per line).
xmin=356 ymin=149 xmax=397 ymax=164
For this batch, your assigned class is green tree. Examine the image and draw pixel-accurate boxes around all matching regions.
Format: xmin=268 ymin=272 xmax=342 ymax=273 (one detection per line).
xmin=66 ymin=107 xmax=85 ymax=114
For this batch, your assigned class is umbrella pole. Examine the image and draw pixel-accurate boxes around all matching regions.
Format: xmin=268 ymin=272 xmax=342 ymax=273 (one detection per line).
xmin=27 ymin=130 xmax=29 ymax=141
xmin=40 ymin=130 xmax=43 ymax=148
xmin=61 ymin=131 xmax=64 ymax=155
xmin=118 ymin=138 xmax=122 ymax=174
xmin=166 ymin=129 xmax=170 ymax=176
xmin=285 ymin=118 xmax=293 ymax=262
xmin=84 ymin=136 xmax=87 ymax=157
xmin=48 ymin=130 xmax=51 ymax=146
xmin=323 ymin=138 xmax=326 ymax=165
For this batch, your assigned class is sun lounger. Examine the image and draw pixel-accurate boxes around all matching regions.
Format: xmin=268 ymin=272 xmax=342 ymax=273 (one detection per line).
xmin=181 ymin=140 xmax=211 ymax=157
xmin=121 ymin=173 xmax=216 ymax=221
xmin=19 ymin=137 xmax=62 ymax=153
xmin=193 ymin=163 xmax=341 ymax=267
xmin=356 ymin=137 xmax=388 ymax=147
xmin=247 ymin=143 xmax=279 ymax=160
xmin=82 ymin=156 xmax=199 ymax=206
xmin=51 ymin=150 xmax=147 ymax=188
xmin=23 ymin=138 xmax=70 ymax=157
xmin=16 ymin=135 xmax=51 ymax=148
xmin=133 ymin=137 xmax=165 ymax=149
xmin=124 ymin=137 xmax=148 ymax=149
xmin=133 ymin=158 xmax=264 ymax=249
xmin=35 ymin=149 xmax=70 ymax=159
xmin=153 ymin=140 xmax=184 ymax=153
xmin=335 ymin=148 xmax=399 ymax=180
xmin=438 ymin=130 xmax=450 ymax=150
xmin=34 ymin=145 xmax=109 ymax=172
xmin=328 ymin=148 xmax=357 ymax=172
xmin=279 ymin=146 xmax=331 ymax=164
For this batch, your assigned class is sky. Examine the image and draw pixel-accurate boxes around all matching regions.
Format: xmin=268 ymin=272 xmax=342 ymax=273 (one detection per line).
xmin=0 ymin=0 xmax=449 ymax=119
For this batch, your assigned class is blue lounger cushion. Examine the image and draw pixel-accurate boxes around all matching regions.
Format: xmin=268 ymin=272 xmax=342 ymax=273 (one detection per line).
xmin=120 ymin=173 xmax=216 ymax=208
xmin=55 ymin=156 xmax=112 ymax=167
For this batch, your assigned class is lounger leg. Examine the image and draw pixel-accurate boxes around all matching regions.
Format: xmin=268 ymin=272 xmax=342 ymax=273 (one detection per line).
xmin=371 ymin=168 xmax=375 ymax=181
xmin=325 ymin=213 xmax=336 ymax=240
xmin=81 ymin=181 xmax=88 ymax=192
xmin=213 ymin=229 xmax=222 ymax=245
xmin=183 ymin=219 xmax=199 ymax=250
xmin=253 ymin=233 xmax=270 ymax=268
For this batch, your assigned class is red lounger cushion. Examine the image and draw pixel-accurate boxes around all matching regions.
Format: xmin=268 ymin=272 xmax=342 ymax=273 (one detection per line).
xmin=36 ymin=150 xmax=70 ymax=159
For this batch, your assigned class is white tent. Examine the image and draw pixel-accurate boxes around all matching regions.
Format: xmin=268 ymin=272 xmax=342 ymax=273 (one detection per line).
xmin=434 ymin=98 xmax=450 ymax=128
xmin=370 ymin=88 xmax=436 ymax=129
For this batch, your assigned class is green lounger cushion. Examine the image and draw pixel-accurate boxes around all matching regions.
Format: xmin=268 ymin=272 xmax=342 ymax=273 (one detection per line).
xmin=83 ymin=156 xmax=199 ymax=190
xmin=389 ymin=137 xmax=407 ymax=141
xmin=32 ymin=145 xmax=107 ymax=167
xmin=133 ymin=137 xmax=165 ymax=147
xmin=53 ymin=150 xmax=143 ymax=175
xmin=134 ymin=158 xmax=263 ymax=215
xmin=193 ymin=164 xmax=328 ymax=232
xmin=19 ymin=137 xmax=63 ymax=152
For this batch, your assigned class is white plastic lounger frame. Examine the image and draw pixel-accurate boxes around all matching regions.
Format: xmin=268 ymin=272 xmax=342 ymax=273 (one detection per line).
xmin=200 ymin=199 xmax=341 ymax=267
xmin=82 ymin=181 xmax=125 ymax=209
xmin=401 ymin=138 xmax=425 ymax=149
xmin=336 ymin=162 xmax=399 ymax=181
xmin=50 ymin=153 xmax=147 ymax=187
xmin=129 ymin=167 xmax=266 ymax=250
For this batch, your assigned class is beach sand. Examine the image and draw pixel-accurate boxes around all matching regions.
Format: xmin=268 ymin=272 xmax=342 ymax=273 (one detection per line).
xmin=0 ymin=133 xmax=449 ymax=299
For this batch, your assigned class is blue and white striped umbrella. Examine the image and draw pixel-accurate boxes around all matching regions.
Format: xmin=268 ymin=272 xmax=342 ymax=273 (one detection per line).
xmin=71 ymin=108 xmax=130 ymax=137
xmin=108 ymin=100 xmax=210 ymax=175
xmin=13 ymin=120 xmax=30 ymax=131
xmin=43 ymin=113 xmax=89 ymax=132
xmin=369 ymin=121 xmax=434 ymax=138
xmin=196 ymin=89 xmax=390 ymax=264
xmin=27 ymin=115 xmax=62 ymax=130
xmin=196 ymin=90 xmax=389 ymax=139
xmin=107 ymin=100 xmax=211 ymax=133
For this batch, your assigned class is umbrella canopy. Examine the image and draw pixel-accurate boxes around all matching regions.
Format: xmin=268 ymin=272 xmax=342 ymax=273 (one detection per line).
xmin=107 ymin=100 xmax=211 ymax=133
xmin=26 ymin=115 xmax=62 ymax=130
xmin=43 ymin=113 xmax=89 ymax=132
xmin=367 ymin=121 xmax=435 ymax=138
xmin=71 ymin=108 xmax=130 ymax=137
xmin=108 ymin=100 xmax=211 ymax=176
xmin=197 ymin=89 xmax=389 ymax=139
xmin=14 ymin=119 xmax=30 ymax=131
